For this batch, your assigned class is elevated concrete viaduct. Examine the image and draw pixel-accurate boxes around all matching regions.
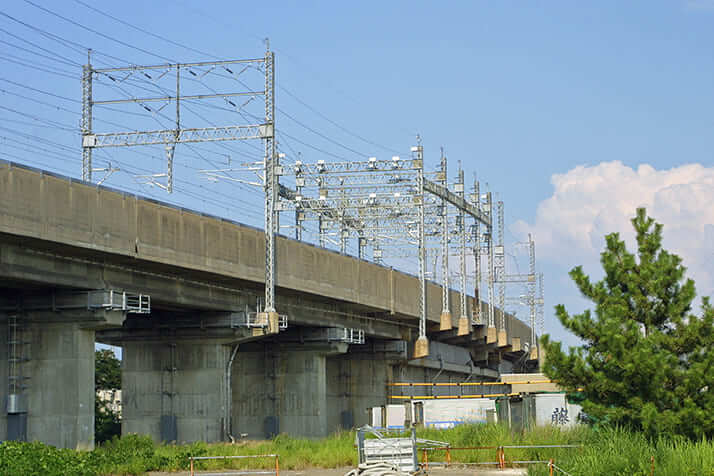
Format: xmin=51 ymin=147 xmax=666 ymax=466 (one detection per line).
xmin=0 ymin=160 xmax=535 ymax=448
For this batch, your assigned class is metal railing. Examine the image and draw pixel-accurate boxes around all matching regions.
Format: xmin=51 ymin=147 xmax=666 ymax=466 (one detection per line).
xmin=419 ymin=444 xmax=581 ymax=471
xmin=245 ymin=312 xmax=288 ymax=330
xmin=189 ymin=454 xmax=280 ymax=476
xmin=330 ymin=327 xmax=365 ymax=344
xmin=87 ymin=290 xmax=151 ymax=313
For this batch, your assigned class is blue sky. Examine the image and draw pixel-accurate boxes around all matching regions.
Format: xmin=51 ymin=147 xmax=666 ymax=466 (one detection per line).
xmin=2 ymin=1 xmax=713 ymax=348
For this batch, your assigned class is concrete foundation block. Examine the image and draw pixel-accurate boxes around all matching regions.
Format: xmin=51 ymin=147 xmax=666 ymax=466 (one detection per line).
xmin=530 ymin=345 xmax=539 ymax=361
xmin=413 ymin=336 xmax=429 ymax=359
xmin=439 ymin=311 xmax=452 ymax=331
xmin=486 ymin=326 xmax=497 ymax=344
xmin=456 ymin=316 xmax=470 ymax=336
xmin=511 ymin=337 xmax=521 ymax=352
xmin=497 ymin=330 xmax=508 ymax=347
xmin=267 ymin=311 xmax=279 ymax=334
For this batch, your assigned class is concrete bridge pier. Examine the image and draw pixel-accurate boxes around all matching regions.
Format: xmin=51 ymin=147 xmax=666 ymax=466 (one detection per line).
xmin=0 ymin=319 xmax=95 ymax=449
xmin=232 ymin=341 xmax=349 ymax=439
xmin=121 ymin=340 xmax=231 ymax=443
xmin=0 ymin=291 xmax=130 ymax=450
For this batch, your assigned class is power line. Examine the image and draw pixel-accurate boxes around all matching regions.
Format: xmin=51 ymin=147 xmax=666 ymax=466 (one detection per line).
xmin=70 ymin=0 xmax=218 ymax=60
xmin=0 ymin=55 xmax=77 ymax=79
xmin=23 ymin=0 xmax=176 ymax=63
xmin=1 ymin=127 xmax=264 ymax=221
xmin=0 ymin=28 xmax=82 ymax=66
xmin=0 ymin=87 xmax=145 ymax=132
xmin=0 ymin=151 xmax=75 ymax=175
xmin=0 ymin=77 xmax=80 ymax=102
xmin=279 ymin=85 xmax=401 ymax=155
xmin=0 ymin=10 xmax=89 ymax=55
xmin=0 ymin=125 xmax=76 ymax=153
xmin=0 ymin=40 xmax=80 ymax=68
xmin=0 ymin=105 xmax=77 ymax=131
xmin=12 ymin=3 xmax=386 ymax=170
xmin=277 ymin=108 xmax=368 ymax=157
xmin=0 ymin=9 xmax=140 ymax=66
xmin=276 ymin=130 xmax=350 ymax=161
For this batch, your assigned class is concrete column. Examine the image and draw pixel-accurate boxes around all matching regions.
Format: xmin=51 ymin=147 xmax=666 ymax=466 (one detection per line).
xmin=0 ymin=319 xmax=95 ymax=449
xmin=122 ymin=341 xmax=230 ymax=443
xmin=233 ymin=343 xmax=347 ymax=439
xmin=326 ymin=355 xmax=393 ymax=431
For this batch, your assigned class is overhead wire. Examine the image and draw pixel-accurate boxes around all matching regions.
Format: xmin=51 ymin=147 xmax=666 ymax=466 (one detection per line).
xmin=0 ymin=25 xmax=82 ymax=65
xmin=22 ymin=0 xmax=176 ymax=63
xmin=0 ymin=123 xmax=264 ymax=221
xmin=1 ymin=5 xmax=382 ymax=258
xmin=0 ymin=55 xmax=77 ymax=79
xmin=0 ymin=77 xmax=80 ymax=102
xmin=0 ymin=10 xmax=91 ymax=56
xmin=70 ymin=0 xmax=216 ymax=60
xmin=278 ymin=85 xmax=401 ymax=155
xmin=0 ymin=37 xmax=81 ymax=68
xmin=59 ymin=1 xmax=398 ymax=161
xmin=0 ymin=104 xmax=78 ymax=131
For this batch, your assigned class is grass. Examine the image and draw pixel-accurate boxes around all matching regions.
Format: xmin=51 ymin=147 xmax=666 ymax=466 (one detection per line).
xmin=0 ymin=424 xmax=711 ymax=475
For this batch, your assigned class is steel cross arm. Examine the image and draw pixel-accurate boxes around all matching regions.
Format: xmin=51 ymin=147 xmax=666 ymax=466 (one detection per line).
xmin=83 ymin=124 xmax=272 ymax=147
xmin=318 ymin=172 xmax=416 ymax=185
xmin=423 ymin=178 xmax=491 ymax=226
xmin=495 ymin=273 xmax=537 ymax=283
xmin=278 ymin=194 xmax=422 ymax=211
xmin=303 ymin=179 xmax=418 ymax=191
xmin=286 ymin=158 xmax=422 ymax=175
xmin=289 ymin=172 xmax=418 ymax=186
xmin=301 ymin=190 xmax=422 ymax=201
xmin=92 ymin=58 xmax=265 ymax=73
xmin=278 ymin=185 xmax=365 ymax=233
xmin=371 ymin=248 xmax=442 ymax=258
xmin=93 ymin=91 xmax=263 ymax=105
xmin=296 ymin=206 xmax=429 ymax=221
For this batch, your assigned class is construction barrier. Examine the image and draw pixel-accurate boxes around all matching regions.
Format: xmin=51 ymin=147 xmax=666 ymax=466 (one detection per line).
xmin=390 ymin=392 xmax=519 ymax=400
xmin=390 ymin=380 xmax=554 ymax=387
xmin=189 ymin=454 xmax=279 ymax=476
xmin=387 ymin=379 xmax=582 ymax=400
xmin=419 ymin=444 xmax=580 ymax=470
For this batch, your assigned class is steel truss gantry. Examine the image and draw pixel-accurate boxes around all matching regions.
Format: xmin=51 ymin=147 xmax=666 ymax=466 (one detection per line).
xmin=268 ymin=139 xmax=495 ymax=358
xmin=81 ymin=49 xmax=279 ymax=318
xmin=81 ymin=54 xmax=272 ymax=193
xmin=494 ymin=201 xmax=543 ymax=349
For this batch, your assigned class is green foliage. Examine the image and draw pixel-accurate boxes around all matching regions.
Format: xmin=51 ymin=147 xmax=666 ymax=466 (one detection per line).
xmin=94 ymin=398 xmax=121 ymax=445
xmin=95 ymin=349 xmax=121 ymax=391
xmin=0 ymin=426 xmax=711 ymax=475
xmin=542 ymin=208 xmax=714 ymax=439
xmin=95 ymin=348 xmax=122 ymax=444
xmin=0 ymin=441 xmax=96 ymax=476
xmin=527 ymin=427 xmax=714 ymax=476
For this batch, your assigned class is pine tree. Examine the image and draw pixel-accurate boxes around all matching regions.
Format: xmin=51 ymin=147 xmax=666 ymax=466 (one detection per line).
xmin=542 ymin=208 xmax=714 ymax=439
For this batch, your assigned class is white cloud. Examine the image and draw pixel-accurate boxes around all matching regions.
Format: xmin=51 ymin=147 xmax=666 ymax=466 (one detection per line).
xmin=686 ymin=0 xmax=714 ymax=11
xmin=513 ymin=161 xmax=714 ymax=298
